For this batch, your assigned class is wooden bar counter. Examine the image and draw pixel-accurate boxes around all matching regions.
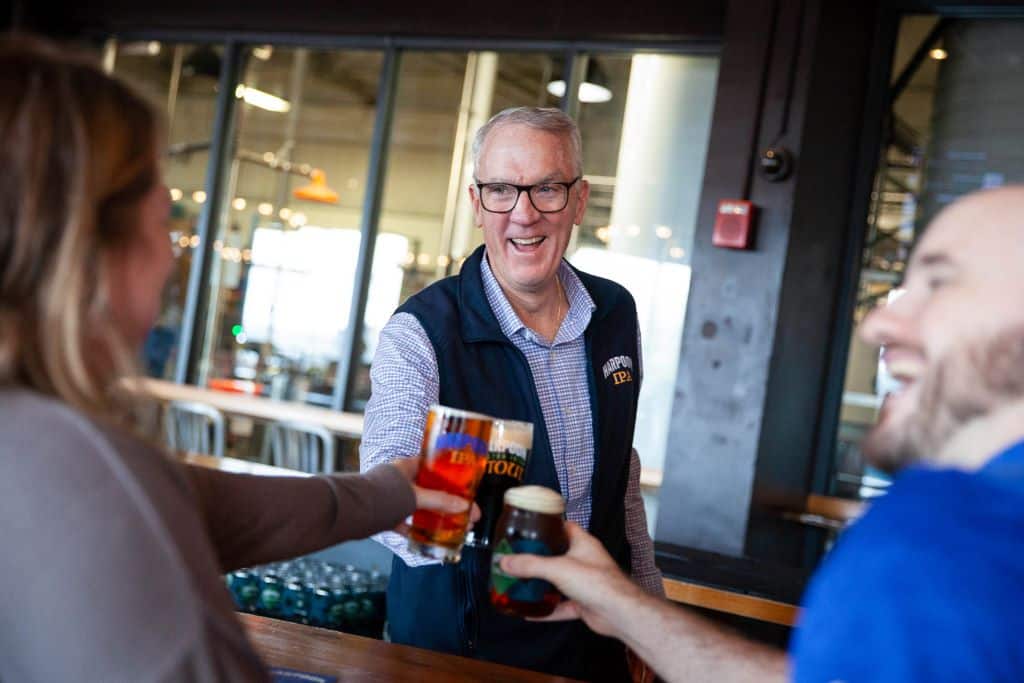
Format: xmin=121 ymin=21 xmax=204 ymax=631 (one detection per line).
xmin=240 ymin=613 xmax=579 ymax=682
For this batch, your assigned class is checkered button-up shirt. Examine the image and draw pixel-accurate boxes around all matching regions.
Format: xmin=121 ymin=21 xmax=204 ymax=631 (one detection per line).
xmin=360 ymin=254 xmax=664 ymax=596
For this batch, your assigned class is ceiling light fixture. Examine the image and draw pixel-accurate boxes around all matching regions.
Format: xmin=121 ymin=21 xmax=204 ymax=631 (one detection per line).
xmin=251 ymin=45 xmax=274 ymax=61
xmin=547 ymin=62 xmax=613 ymax=104
xmin=235 ymin=84 xmax=291 ymax=113
xmin=182 ymin=47 xmax=291 ymax=113
xmin=929 ymin=48 xmax=948 ymax=60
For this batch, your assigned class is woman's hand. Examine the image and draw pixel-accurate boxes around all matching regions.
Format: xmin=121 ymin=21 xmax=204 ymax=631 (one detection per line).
xmin=389 ymin=456 xmax=480 ymax=536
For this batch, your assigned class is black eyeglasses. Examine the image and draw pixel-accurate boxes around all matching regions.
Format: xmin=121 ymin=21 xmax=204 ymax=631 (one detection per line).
xmin=475 ymin=177 xmax=581 ymax=214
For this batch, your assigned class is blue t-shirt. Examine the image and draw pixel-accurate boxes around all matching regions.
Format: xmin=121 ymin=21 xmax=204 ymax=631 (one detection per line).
xmin=791 ymin=440 xmax=1024 ymax=682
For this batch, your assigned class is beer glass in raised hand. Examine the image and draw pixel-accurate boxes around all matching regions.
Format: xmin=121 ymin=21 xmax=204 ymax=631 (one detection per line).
xmin=407 ymin=405 xmax=493 ymax=563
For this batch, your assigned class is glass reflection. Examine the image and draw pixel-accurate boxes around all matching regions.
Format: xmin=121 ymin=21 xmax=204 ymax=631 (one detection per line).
xmin=108 ymin=41 xmax=222 ymax=381
xmin=196 ymin=47 xmax=384 ymax=406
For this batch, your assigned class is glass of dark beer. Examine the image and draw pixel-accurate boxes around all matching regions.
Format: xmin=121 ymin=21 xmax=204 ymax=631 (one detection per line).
xmin=466 ymin=419 xmax=533 ymax=549
xmin=489 ymin=485 xmax=569 ymax=617
xmin=407 ymin=405 xmax=494 ymax=563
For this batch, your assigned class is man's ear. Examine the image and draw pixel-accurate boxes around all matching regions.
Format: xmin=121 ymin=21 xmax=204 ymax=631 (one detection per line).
xmin=468 ymin=183 xmax=484 ymax=227
xmin=573 ymin=178 xmax=590 ymax=226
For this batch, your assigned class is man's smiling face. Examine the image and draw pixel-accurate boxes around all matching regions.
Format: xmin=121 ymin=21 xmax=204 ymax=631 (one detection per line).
xmin=469 ymin=123 xmax=589 ymax=298
xmin=859 ymin=186 xmax=1024 ymax=471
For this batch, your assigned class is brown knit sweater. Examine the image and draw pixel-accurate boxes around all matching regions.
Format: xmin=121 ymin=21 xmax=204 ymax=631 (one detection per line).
xmin=0 ymin=388 xmax=415 ymax=682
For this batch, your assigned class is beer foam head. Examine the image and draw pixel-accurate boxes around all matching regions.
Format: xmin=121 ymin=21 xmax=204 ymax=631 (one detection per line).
xmin=504 ymin=485 xmax=565 ymax=515
xmin=430 ymin=404 xmax=494 ymax=422
xmin=490 ymin=419 xmax=534 ymax=451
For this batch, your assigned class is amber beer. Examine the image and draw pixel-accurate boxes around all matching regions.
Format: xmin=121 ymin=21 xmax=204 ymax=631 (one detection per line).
xmin=466 ymin=419 xmax=533 ymax=549
xmin=408 ymin=405 xmax=493 ymax=563
xmin=489 ymin=485 xmax=569 ymax=617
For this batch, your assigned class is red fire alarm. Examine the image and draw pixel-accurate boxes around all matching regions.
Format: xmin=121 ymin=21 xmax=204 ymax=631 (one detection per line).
xmin=712 ymin=199 xmax=756 ymax=249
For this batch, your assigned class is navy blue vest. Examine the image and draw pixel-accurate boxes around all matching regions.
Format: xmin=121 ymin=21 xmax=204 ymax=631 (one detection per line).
xmin=386 ymin=246 xmax=641 ymax=681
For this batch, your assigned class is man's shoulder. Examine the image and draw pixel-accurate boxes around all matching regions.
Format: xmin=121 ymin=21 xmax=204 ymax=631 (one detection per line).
xmin=398 ymin=273 xmax=461 ymax=313
xmin=569 ymin=263 xmax=636 ymax=309
xmin=812 ymin=464 xmax=1010 ymax=583
xmin=795 ymin=464 xmax=1024 ymax=680
xmin=857 ymin=461 xmax=1024 ymax=543
xmin=393 ymin=275 xmax=463 ymax=350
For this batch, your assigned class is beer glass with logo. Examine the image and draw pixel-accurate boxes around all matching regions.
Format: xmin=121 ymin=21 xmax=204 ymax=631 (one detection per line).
xmin=466 ymin=419 xmax=532 ymax=549
xmin=407 ymin=405 xmax=494 ymax=563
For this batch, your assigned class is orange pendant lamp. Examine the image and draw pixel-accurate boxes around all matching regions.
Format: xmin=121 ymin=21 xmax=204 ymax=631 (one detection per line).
xmin=293 ymin=169 xmax=339 ymax=204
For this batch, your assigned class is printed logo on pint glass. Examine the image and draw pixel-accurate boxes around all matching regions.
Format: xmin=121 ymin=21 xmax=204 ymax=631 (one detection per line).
xmin=602 ymin=354 xmax=634 ymax=386
xmin=491 ymin=537 xmax=554 ymax=601
xmin=435 ymin=432 xmax=489 ymax=456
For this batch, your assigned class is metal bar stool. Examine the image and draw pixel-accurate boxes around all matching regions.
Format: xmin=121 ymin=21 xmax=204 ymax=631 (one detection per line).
xmin=165 ymin=400 xmax=226 ymax=458
xmin=261 ymin=420 xmax=336 ymax=474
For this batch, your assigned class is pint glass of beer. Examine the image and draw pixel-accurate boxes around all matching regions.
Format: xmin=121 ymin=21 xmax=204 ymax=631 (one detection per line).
xmin=489 ymin=485 xmax=569 ymax=617
xmin=466 ymin=419 xmax=533 ymax=549
xmin=407 ymin=405 xmax=494 ymax=563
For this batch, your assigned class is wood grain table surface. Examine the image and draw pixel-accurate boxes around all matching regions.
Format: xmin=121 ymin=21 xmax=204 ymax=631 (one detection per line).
xmin=240 ymin=613 xmax=581 ymax=682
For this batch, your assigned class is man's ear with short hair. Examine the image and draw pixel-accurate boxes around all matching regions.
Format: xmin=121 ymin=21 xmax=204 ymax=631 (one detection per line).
xmin=468 ymin=184 xmax=485 ymax=227
xmin=573 ymin=178 xmax=591 ymax=225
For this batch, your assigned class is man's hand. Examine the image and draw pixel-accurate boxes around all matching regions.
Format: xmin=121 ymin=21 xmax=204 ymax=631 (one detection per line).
xmin=503 ymin=521 xmax=788 ymax=683
xmin=389 ymin=456 xmax=480 ymax=536
xmin=499 ymin=521 xmax=641 ymax=638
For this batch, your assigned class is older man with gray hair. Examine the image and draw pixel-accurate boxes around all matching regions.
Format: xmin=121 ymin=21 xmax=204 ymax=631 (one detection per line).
xmin=361 ymin=106 xmax=662 ymax=681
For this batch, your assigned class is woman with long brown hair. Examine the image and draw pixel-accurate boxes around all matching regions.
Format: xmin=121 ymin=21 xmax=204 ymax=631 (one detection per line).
xmin=0 ymin=35 xmax=465 ymax=681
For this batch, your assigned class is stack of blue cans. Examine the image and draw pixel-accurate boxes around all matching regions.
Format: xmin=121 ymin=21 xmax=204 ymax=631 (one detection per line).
xmin=226 ymin=557 xmax=388 ymax=638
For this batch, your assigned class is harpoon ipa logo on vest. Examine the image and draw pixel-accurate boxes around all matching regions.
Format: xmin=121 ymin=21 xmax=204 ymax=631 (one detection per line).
xmin=602 ymin=354 xmax=634 ymax=386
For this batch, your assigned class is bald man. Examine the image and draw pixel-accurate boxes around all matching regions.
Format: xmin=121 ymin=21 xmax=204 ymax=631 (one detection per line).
xmin=502 ymin=186 xmax=1024 ymax=682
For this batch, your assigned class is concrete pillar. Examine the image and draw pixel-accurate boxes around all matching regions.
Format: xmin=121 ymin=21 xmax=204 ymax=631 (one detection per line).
xmin=608 ymin=54 xmax=718 ymax=265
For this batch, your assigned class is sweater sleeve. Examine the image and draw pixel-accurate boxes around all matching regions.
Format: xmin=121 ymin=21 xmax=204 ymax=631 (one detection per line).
xmin=185 ymin=462 xmax=416 ymax=571
xmin=0 ymin=395 xmax=264 ymax=682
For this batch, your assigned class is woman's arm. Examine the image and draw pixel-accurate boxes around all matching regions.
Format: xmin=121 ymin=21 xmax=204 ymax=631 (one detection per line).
xmin=185 ymin=458 xmax=474 ymax=571
xmin=184 ymin=462 xmax=416 ymax=571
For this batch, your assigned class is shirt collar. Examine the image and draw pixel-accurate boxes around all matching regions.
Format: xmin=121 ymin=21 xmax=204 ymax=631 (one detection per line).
xmin=480 ymin=251 xmax=596 ymax=345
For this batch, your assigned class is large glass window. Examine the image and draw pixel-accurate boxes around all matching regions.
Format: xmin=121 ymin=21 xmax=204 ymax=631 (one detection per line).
xmin=109 ymin=39 xmax=720 ymax=505
xmin=105 ymin=40 xmax=222 ymax=381
xmin=832 ymin=16 xmax=1024 ymax=499
xmin=196 ymin=47 xmax=385 ymax=406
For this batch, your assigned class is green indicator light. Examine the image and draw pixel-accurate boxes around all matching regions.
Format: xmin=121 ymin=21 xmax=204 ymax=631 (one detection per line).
xmin=231 ymin=324 xmax=243 ymax=336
